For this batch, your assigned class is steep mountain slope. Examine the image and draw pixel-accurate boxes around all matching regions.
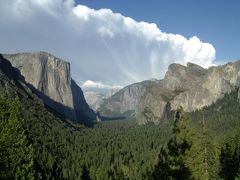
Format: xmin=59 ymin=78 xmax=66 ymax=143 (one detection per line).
xmin=1 ymin=53 xmax=240 ymax=179
xmin=84 ymin=88 xmax=120 ymax=111
xmin=3 ymin=52 xmax=95 ymax=123
xmin=137 ymin=61 xmax=240 ymax=124
xmin=84 ymin=91 xmax=106 ymax=111
xmin=97 ymin=80 xmax=156 ymax=117
xmin=0 ymin=54 xmax=86 ymax=178
xmin=190 ymin=89 xmax=240 ymax=136
xmin=99 ymin=61 xmax=240 ymax=124
xmin=71 ymin=80 xmax=95 ymax=124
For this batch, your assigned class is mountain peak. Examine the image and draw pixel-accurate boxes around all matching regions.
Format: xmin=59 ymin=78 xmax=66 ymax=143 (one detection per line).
xmin=168 ymin=63 xmax=186 ymax=71
xmin=3 ymin=52 xmax=95 ymax=125
xmin=187 ymin=62 xmax=206 ymax=70
xmin=4 ymin=51 xmax=69 ymax=64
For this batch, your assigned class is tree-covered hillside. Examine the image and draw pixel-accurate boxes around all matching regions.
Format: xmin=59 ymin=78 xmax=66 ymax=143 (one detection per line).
xmin=0 ymin=88 xmax=172 ymax=179
xmin=1 ymin=89 xmax=240 ymax=179
xmin=0 ymin=93 xmax=36 ymax=179
xmin=191 ymin=89 xmax=240 ymax=136
xmin=1 ymin=54 xmax=240 ymax=179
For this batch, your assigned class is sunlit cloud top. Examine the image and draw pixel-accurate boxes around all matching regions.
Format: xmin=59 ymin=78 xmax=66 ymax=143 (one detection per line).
xmin=0 ymin=0 xmax=216 ymax=88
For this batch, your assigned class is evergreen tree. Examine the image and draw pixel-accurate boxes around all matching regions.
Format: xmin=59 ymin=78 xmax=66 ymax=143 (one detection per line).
xmin=81 ymin=165 xmax=91 ymax=180
xmin=151 ymin=146 xmax=171 ymax=179
xmin=187 ymin=110 xmax=220 ymax=180
xmin=219 ymin=132 xmax=240 ymax=180
xmin=152 ymin=107 xmax=193 ymax=180
xmin=0 ymin=94 xmax=36 ymax=179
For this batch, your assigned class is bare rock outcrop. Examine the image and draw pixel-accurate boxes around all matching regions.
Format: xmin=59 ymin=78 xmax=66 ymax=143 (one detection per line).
xmin=97 ymin=81 xmax=151 ymax=117
xmin=99 ymin=60 xmax=240 ymax=124
xmin=3 ymin=52 xmax=95 ymax=123
xmin=137 ymin=61 xmax=240 ymax=124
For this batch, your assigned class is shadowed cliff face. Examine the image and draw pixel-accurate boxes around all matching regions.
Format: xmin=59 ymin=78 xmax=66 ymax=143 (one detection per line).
xmin=71 ymin=79 xmax=95 ymax=126
xmin=0 ymin=54 xmax=35 ymax=99
xmin=3 ymin=52 xmax=95 ymax=125
xmin=99 ymin=61 xmax=240 ymax=124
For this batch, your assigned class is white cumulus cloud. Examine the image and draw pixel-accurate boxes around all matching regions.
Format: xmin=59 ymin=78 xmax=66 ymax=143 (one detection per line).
xmin=0 ymin=0 xmax=216 ymax=87
xmin=82 ymin=80 xmax=122 ymax=90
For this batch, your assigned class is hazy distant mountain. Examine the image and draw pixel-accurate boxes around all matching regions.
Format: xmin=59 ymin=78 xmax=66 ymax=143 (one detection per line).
xmin=84 ymin=88 xmax=120 ymax=111
xmin=97 ymin=80 xmax=153 ymax=118
xmin=84 ymin=91 xmax=105 ymax=111
xmin=3 ymin=52 xmax=95 ymax=124
xmin=98 ymin=61 xmax=240 ymax=124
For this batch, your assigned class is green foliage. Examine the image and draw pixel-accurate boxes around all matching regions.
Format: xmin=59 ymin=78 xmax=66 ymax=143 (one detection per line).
xmin=190 ymin=90 xmax=240 ymax=136
xmin=0 ymin=92 xmax=36 ymax=179
xmin=189 ymin=90 xmax=240 ymax=179
xmin=17 ymin=88 xmax=171 ymax=180
xmin=152 ymin=93 xmax=240 ymax=180
xmin=219 ymin=132 xmax=240 ymax=180
xmin=81 ymin=165 xmax=91 ymax=180
xmin=187 ymin=117 xmax=220 ymax=180
xmin=143 ymin=106 xmax=156 ymax=122
xmin=152 ymin=107 xmax=193 ymax=180
xmin=2 ymin=72 xmax=240 ymax=180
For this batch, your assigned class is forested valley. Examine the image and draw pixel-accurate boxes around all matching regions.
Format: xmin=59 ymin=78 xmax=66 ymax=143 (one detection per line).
xmin=1 ymin=86 xmax=240 ymax=179
xmin=1 ymin=0 xmax=240 ymax=179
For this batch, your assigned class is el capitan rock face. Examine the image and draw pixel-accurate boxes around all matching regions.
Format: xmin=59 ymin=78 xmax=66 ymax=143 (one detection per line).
xmin=5 ymin=51 xmax=240 ymax=125
xmin=3 ymin=52 xmax=95 ymax=123
xmin=99 ymin=61 xmax=240 ymax=124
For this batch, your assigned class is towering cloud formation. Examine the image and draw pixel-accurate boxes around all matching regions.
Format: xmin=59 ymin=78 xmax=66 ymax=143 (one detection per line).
xmin=0 ymin=0 xmax=216 ymax=87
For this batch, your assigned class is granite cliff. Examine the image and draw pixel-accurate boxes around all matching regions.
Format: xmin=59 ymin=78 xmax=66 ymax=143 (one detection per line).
xmin=98 ymin=61 xmax=240 ymax=124
xmin=97 ymin=80 xmax=156 ymax=118
xmin=84 ymin=91 xmax=106 ymax=111
xmin=84 ymin=88 xmax=120 ymax=111
xmin=3 ymin=52 xmax=95 ymax=123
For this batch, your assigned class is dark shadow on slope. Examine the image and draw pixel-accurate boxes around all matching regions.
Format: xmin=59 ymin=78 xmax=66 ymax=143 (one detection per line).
xmin=0 ymin=54 xmax=34 ymax=99
xmin=95 ymin=111 xmax=127 ymax=121
xmin=99 ymin=115 xmax=126 ymax=121
xmin=1 ymin=54 xmax=94 ymax=127
xmin=71 ymin=80 xmax=95 ymax=127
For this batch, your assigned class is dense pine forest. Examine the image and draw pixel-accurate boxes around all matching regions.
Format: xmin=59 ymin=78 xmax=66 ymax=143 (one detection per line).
xmin=1 ymin=0 xmax=240 ymax=180
xmin=1 ymin=88 xmax=240 ymax=179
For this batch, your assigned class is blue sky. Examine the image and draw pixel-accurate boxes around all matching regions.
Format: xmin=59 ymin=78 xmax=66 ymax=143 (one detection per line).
xmin=0 ymin=0 xmax=238 ymax=88
xmin=77 ymin=0 xmax=240 ymax=63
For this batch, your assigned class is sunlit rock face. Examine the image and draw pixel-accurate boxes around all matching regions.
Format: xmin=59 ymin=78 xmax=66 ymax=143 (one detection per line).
xmin=97 ymin=81 xmax=152 ymax=118
xmin=4 ymin=52 xmax=95 ymax=123
xmin=137 ymin=60 xmax=240 ymax=124
xmin=84 ymin=91 xmax=105 ymax=111
xmin=84 ymin=91 xmax=116 ymax=112
xmin=99 ymin=60 xmax=240 ymax=124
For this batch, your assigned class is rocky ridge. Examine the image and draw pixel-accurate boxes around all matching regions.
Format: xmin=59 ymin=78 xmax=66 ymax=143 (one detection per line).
xmin=97 ymin=79 xmax=158 ymax=118
xmin=98 ymin=61 xmax=240 ymax=124
xmin=3 ymin=52 xmax=95 ymax=123
xmin=84 ymin=91 xmax=106 ymax=111
xmin=84 ymin=88 xmax=120 ymax=111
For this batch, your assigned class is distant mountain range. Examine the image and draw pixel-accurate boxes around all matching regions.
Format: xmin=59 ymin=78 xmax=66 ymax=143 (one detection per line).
xmin=83 ymin=88 xmax=120 ymax=111
xmin=1 ymin=51 xmax=240 ymax=179
xmin=98 ymin=61 xmax=240 ymax=124
xmin=2 ymin=51 xmax=240 ymax=126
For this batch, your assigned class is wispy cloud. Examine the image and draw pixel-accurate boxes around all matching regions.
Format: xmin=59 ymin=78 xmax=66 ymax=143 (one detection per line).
xmin=81 ymin=80 xmax=122 ymax=90
xmin=0 ymin=0 xmax=216 ymax=87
